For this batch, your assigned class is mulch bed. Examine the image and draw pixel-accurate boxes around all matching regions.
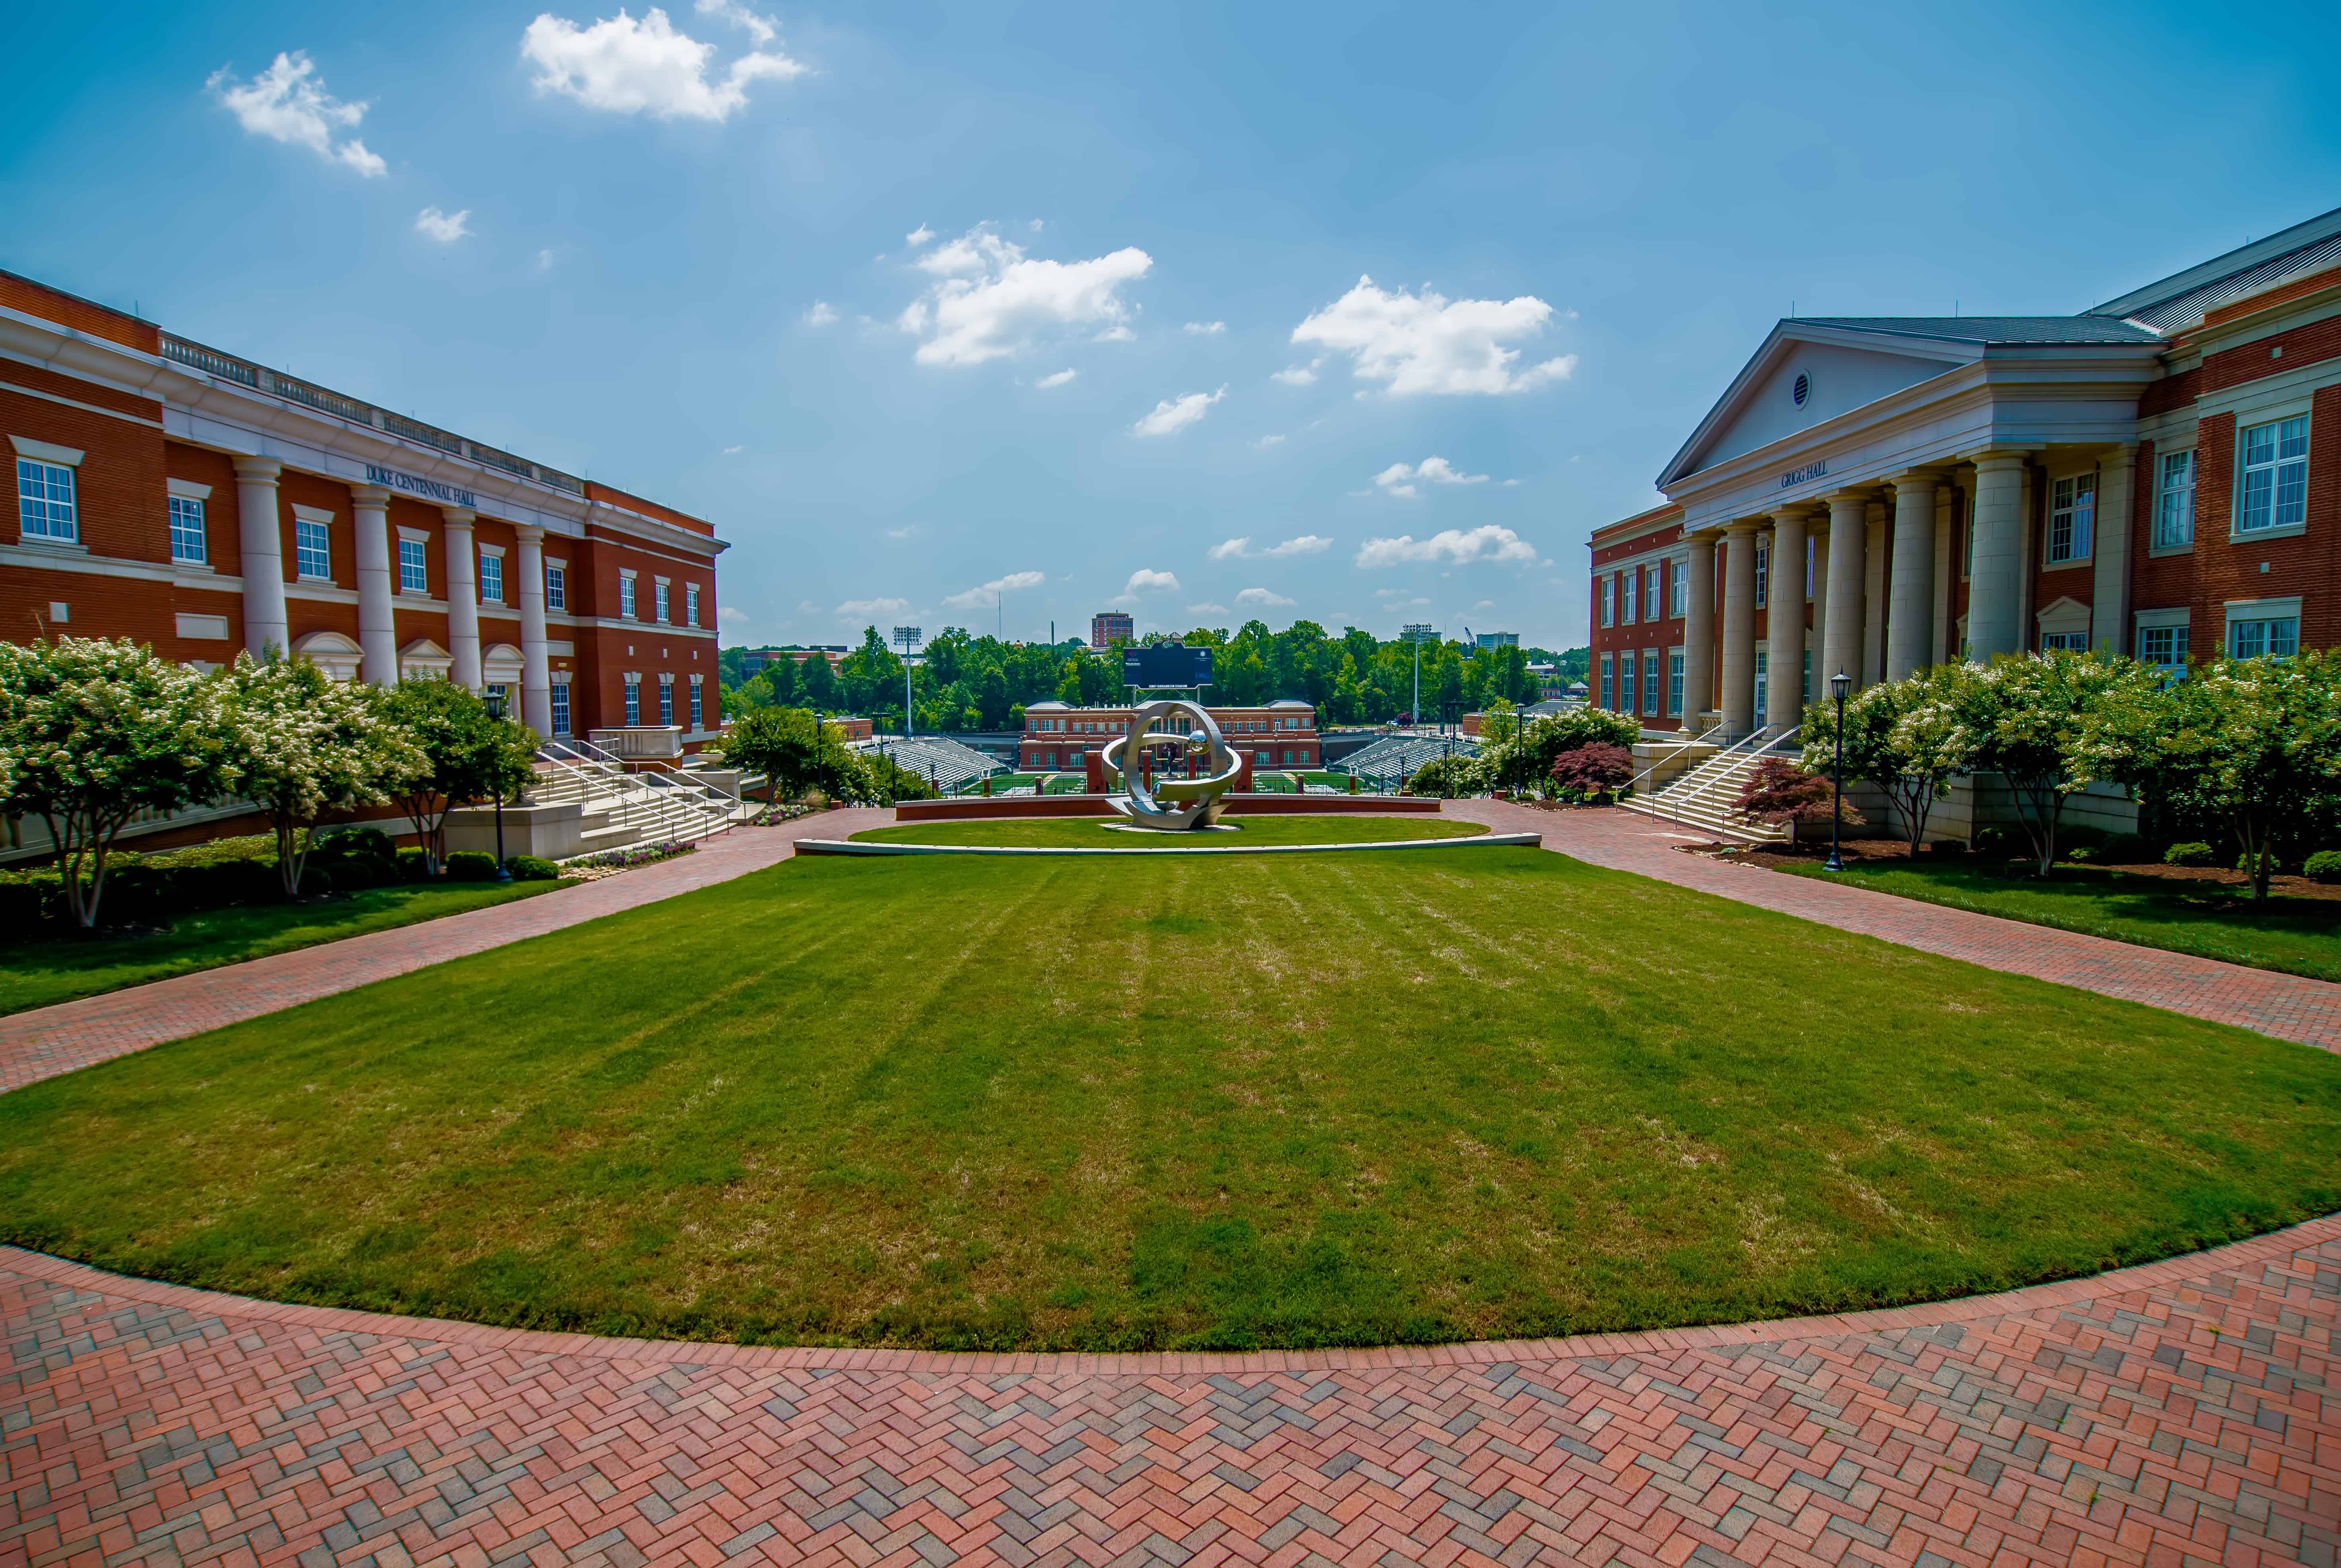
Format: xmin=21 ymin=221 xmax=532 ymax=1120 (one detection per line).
xmin=1691 ymin=836 xmax=2341 ymax=901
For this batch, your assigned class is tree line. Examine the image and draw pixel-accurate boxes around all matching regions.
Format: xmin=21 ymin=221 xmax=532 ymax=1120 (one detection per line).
xmin=722 ymin=623 xmax=1589 ymax=731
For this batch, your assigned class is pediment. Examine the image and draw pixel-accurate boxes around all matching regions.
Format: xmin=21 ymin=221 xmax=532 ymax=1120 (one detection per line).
xmin=1661 ymin=329 xmax=1967 ymax=487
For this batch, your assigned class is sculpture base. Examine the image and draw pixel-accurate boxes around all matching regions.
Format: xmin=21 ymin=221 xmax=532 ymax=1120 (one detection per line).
xmin=1102 ymin=821 xmax=1240 ymax=835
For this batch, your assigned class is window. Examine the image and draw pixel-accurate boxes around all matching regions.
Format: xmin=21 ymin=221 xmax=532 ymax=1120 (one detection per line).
xmin=478 ymin=551 xmax=504 ymax=603
xmin=624 ymin=675 xmax=641 ymax=725
xmin=2139 ymin=625 xmax=2189 ymax=677
xmin=398 ymin=538 xmax=428 ymax=594
xmin=2238 ymin=416 xmax=2308 ymax=534
xmin=1641 ymin=652 xmax=1660 ymax=716
xmin=1599 ymin=653 xmax=1614 ymax=708
xmin=1621 ymin=570 xmax=1637 ymax=624
xmin=620 ymin=574 xmax=638 ymax=618
xmin=689 ymin=675 xmax=703 ymax=730
xmin=685 ymin=584 xmax=700 ymax=627
xmin=551 ymin=681 xmax=572 ymax=737
xmin=168 ymin=496 xmax=207 ymax=564
xmin=2155 ymin=450 xmax=2195 ymax=549
xmin=545 ymin=563 xmax=567 ymax=610
xmin=1754 ymin=650 xmax=1768 ymax=721
xmin=1754 ymin=541 xmax=1770 ymax=608
xmin=1802 ymin=648 xmax=1811 ymax=702
xmin=2040 ymin=631 xmax=2089 ymax=651
xmin=1620 ymin=654 xmax=1636 ymax=715
xmin=1599 ymin=577 xmax=1614 ymax=627
xmin=1671 ymin=559 xmax=1687 ymax=618
xmin=2047 ymin=473 xmax=2095 ymax=563
xmin=654 ymin=582 xmax=671 ymax=623
xmin=16 ymin=458 xmax=76 ymax=541
xmin=295 ymin=517 xmax=332 ymax=579
xmin=658 ymin=675 xmax=675 ymax=725
xmin=1644 ymin=565 xmax=1662 ymax=621
xmin=2228 ymin=614 xmax=2299 ymax=660
xmin=1667 ymin=650 xmax=1685 ymax=717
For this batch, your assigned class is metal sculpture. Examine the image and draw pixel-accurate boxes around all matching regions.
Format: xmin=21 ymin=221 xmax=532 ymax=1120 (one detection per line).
xmin=1097 ymin=697 xmax=1242 ymax=830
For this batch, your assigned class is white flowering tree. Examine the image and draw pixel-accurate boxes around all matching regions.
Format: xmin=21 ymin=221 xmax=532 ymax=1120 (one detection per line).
xmin=218 ymin=653 xmax=426 ymax=896
xmin=1801 ymin=664 xmax=1977 ymax=851
xmin=381 ymin=677 xmax=540 ymax=873
xmin=0 ymin=637 xmax=236 ymax=928
xmin=1958 ymin=650 xmax=2164 ymax=875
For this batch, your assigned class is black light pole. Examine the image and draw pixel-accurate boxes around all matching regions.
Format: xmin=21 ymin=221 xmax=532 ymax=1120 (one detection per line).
xmin=485 ymin=687 xmax=512 ymax=881
xmin=1825 ymin=670 xmax=1852 ymax=873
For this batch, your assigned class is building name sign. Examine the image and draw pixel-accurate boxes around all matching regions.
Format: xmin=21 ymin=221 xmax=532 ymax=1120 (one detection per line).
xmin=365 ymin=464 xmax=477 ymax=509
xmin=1778 ymin=459 xmax=1827 ymax=490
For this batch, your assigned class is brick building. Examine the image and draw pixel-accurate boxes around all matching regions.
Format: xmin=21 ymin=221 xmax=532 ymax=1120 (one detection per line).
xmin=1019 ymin=699 xmax=1318 ymax=772
xmin=1589 ymin=206 xmax=2341 ymax=731
xmin=3 ymin=270 xmax=724 ymax=741
xmin=1089 ymin=611 xmax=1132 ymax=650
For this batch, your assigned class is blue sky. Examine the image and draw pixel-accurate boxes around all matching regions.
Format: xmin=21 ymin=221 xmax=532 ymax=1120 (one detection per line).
xmin=6 ymin=1 xmax=2337 ymax=650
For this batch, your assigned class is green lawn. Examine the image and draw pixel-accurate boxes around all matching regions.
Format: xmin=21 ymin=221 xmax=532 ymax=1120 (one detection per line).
xmin=1775 ymin=858 xmax=2341 ymax=982
xmin=2 ymin=846 xmax=2334 ymax=1353
xmin=0 ymin=881 xmax=558 ymax=1017
xmin=852 ymin=815 xmax=1485 ymax=849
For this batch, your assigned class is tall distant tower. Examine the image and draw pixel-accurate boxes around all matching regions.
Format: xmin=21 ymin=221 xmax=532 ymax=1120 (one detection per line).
xmin=1091 ymin=611 xmax=1133 ymax=649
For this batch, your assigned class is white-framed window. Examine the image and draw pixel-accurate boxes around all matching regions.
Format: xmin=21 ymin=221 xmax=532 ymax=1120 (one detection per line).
xmin=168 ymin=496 xmax=207 ymax=564
xmin=2138 ymin=623 xmax=2190 ymax=678
xmin=685 ymin=584 xmax=700 ymax=627
xmin=16 ymin=457 xmax=77 ymax=542
xmin=1620 ymin=653 xmax=1636 ymax=714
xmin=295 ymin=517 xmax=332 ymax=579
xmin=550 ymin=679 xmax=572 ymax=737
xmin=689 ymin=673 xmax=704 ymax=729
xmin=1599 ymin=652 xmax=1614 ymax=708
xmin=1621 ymin=570 xmax=1637 ymax=624
xmin=2238 ymin=415 xmax=2308 ymax=534
xmin=2155 ymin=450 xmax=2195 ymax=549
xmin=545 ymin=562 xmax=567 ymax=611
xmin=1599 ymin=577 xmax=1614 ymax=627
xmin=1754 ymin=540 xmax=1770 ymax=608
xmin=620 ymin=572 xmax=638 ymax=618
xmin=398 ymin=538 xmax=429 ymax=594
xmin=654 ymin=581 xmax=671 ymax=623
xmin=1754 ymin=649 xmax=1769 ymax=721
xmin=1667 ymin=648 xmax=1685 ymax=716
xmin=1671 ymin=559 xmax=1687 ymax=618
xmin=623 ymin=673 xmax=642 ymax=725
xmin=2046 ymin=473 xmax=2095 ymax=564
xmin=1644 ymin=565 xmax=1662 ymax=621
xmin=478 ymin=551 xmax=504 ymax=603
xmin=658 ymin=673 xmax=675 ymax=725
xmin=2228 ymin=613 xmax=2299 ymax=660
xmin=1640 ymin=651 xmax=1660 ymax=716
xmin=2039 ymin=631 xmax=2089 ymax=651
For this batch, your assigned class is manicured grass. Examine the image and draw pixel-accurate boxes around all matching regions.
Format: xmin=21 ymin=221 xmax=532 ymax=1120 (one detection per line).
xmin=0 ymin=881 xmax=558 ymax=1017
xmin=2 ymin=846 xmax=2335 ymax=1353
xmin=852 ymin=815 xmax=1487 ymax=849
xmin=1774 ymin=858 xmax=2341 ymax=982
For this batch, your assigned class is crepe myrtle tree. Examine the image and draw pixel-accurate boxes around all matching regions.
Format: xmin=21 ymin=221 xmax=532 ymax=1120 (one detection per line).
xmin=717 ymin=704 xmax=830 ymax=804
xmin=1957 ymin=649 xmax=2161 ymax=876
xmin=0 ymin=636 xmax=236 ymax=928
xmin=220 ymin=652 xmax=428 ymax=896
xmin=2084 ymin=650 xmax=2341 ymax=904
xmin=1800 ymin=664 xmax=1977 ymax=851
xmin=381 ymin=676 xmax=539 ymax=875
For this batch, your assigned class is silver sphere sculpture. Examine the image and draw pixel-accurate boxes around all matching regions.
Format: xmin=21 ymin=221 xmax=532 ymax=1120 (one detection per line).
xmin=1098 ymin=699 xmax=1242 ymax=829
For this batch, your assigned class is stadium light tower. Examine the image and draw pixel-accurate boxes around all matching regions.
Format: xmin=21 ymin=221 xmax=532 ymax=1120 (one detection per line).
xmin=893 ymin=625 xmax=922 ymax=737
xmin=1403 ymin=623 xmax=1435 ymax=730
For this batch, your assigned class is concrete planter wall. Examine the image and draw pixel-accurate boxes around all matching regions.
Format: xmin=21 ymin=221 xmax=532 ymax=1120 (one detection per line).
xmin=443 ymin=801 xmax=585 ymax=860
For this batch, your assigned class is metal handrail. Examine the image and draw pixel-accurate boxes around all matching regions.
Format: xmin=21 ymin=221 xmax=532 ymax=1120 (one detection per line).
xmin=1630 ymin=720 xmax=1732 ymax=797
xmin=532 ymin=745 xmax=732 ymax=841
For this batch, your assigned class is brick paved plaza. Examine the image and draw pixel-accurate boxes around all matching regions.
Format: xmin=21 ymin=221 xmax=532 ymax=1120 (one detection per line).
xmin=2 ymin=809 xmax=2336 ymax=1567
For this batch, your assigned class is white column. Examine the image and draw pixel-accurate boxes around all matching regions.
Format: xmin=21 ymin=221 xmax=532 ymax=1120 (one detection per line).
xmin=1766 ymin=507 xmax=1809 ymax=727
xmin=515 ymin=525 xmax=553 ymax=736
xmin=1885 ymin=472 xmax=1938 ymax=682
xmin=1683 ymin=533 xmax=1716 ymax=734
xmin=1966 ymin=452 xmax=2029 ymax=662
xmin=1809 ymin=521 xmax=1830 ymax=697
xmin=442 ymin=508 xmax=482 ymax=689
xmin=1862 ymin=501 xmax=1888 ymax=683
xmin=2091 ymin=444 xmax=2137 ymax=655
xmin=1719 ymin=523 xmax=1759 ymax=736
xmin=1823 ymin=492 xmax=1867 ymax=690
xmin=351 ymin=483 xmax=398 ymax=686
xmin=1931 ymin=486 xmax=1957 ymax=666
xmin=232 ymin=458 xmax=289 ymax=658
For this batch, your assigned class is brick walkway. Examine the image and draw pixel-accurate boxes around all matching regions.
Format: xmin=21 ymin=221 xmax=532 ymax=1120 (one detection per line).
xmin=1448 ymin=801 xmax=2341 ymax=1052
xmin=0 ymin=811 xmax=891 ymax=1094
xmin=2 ymin=1219 xmax=2333 ymax=1568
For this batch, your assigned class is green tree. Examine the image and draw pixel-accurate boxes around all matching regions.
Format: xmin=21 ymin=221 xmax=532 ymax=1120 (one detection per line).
xmin=1800 ymin=665 xmax=1977 ymax=851
xmin=381 ymin=677 xmax=539 ymax=875
xmin=1959 ymin=650 xmax=2161 ymax=875
xmin=0 ymin=636 xmax=238 ymax=928
xmin=799 ymin=650 xmax=840 ymax=711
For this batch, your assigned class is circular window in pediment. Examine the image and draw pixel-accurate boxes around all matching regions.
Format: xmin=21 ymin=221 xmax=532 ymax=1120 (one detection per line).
xmin=1793 ymin=372 xmax=1810 ymax=407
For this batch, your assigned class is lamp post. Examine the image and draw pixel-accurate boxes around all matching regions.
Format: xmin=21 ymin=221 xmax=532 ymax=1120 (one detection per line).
xmin=485 ymin=686 xmax=512 ymax=881
xmin=1825 ymin=670 xmax=1851 ymax=873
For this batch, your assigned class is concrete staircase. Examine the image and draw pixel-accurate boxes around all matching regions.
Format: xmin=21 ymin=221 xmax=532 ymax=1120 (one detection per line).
xmin=529 ymin=742 xmax=754 ymax=857
xmin=1617 ymin=727 xmax=1800 ymax=844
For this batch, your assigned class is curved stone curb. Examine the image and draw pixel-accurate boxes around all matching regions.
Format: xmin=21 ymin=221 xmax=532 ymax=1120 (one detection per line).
xmin=797 ymin=831 xmax=1540 ymax=858
xmin=8 ymin=1209 xmax=2335 ymax=1375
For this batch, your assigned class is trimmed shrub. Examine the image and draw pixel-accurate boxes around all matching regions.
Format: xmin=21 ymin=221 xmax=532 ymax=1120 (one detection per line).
xmin=1548 ymin=743 xmax=1632 ymax=801
xmin=506 ymin=855 xmax=560 ymax=881
xmin=444 ymin=851 xmax=500 ymax=882
xmin=2163 ymin=841 xmax=2215 ymax=867
xmin=2303 ymin=850 xmax=2341 ymax=885
xmin=1735 ymin=757 xmax=1865 ymax=831
xmin=396 ymin=847 xmax=433 ymax=881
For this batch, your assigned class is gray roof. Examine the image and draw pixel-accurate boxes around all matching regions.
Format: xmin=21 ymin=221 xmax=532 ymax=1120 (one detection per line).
xmin=1788 ymin=315 xmax=2162 ymax=345
xmin=1268 ymin=698 xmax=1315 ymax=708
xmin=2086 ymin=207 xmax=2341 ymax=332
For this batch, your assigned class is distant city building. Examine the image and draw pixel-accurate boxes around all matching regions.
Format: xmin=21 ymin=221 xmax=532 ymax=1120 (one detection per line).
xmin=1474 ymin=631 xmax=1520 ymax=649
xmin=1020 ymin=699 xmax=1318 ymax=772
xmin=740 ymin=645 xmax=846 ymax=677
xmin=1090 ymin=611 xmax=1133 ymax=649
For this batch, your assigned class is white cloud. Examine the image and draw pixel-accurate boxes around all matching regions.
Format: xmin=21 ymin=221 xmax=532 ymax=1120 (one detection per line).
xmin=796 ymin=599 xmax=822 ymax=613
xmin=520 ymin=6 xmax=805 ymax=122
xmin=1264 ymin=534 xmax=1332 ymax=557
xmin=719 ymin=604 xmax=750 ymax=623
xmin=803 ymin=300 xmax=838 ymax=326
xmin=413 ymin=206 xmax=472 ymax=243
xmin=943 ymin=570 xmax=1046 ymax=609
xmin=694 ymin=0 xmax=776 ymax=45
xmin=1292 ymin=276 xmax=1575 ymax=396
xmin=883 ymin=526 xmax=914 ymax=540
xmin=1236 ymin=588 xmax=1296 ymax=608
xmin=1186 ymin=602 xmax=1229 ymax=616
xmin=1037 ymin=368 xmax=1077 ymax=389
xmin=1371 ymin=456 xmax=1491 ymax=498
xmin=1112 ymin=568 xmax=1181 ymax=603
xmin=721 ymin=444 xmax=743 ymax=454
xmin=898 ymin=225 xmax=1152 ymax=367
xmin=837 ymin=596 xmax=913 ymax=618
xmin=1354 ymin=526 xmax=1538 ymax=569
xmin=1253 ymin=433 xmax=1285 ymax=448
xmin=1207 ymin=538 xmax=1250 ymax=561
xmin=1182 ymin=320 xmax=1226 ymax=335
xmin=1270 ymin=362 xmax=1318 ymax=386
xmin=1472 ymin=600 xmax=1497 ymax=611
xmin=905 ymin=223 xmax=935 ymax=247
xmin=535 ymin=248 xmax=555 ymax=270
xmin=1132 ymin=386 xmax=1224 ymax=437
xmin=208 ymin=52 xmax=386 ymax=177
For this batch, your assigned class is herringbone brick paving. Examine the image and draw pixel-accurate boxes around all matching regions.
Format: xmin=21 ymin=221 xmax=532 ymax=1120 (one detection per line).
xmin=2 ymin=1221 xmax=2335 ymax=1568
